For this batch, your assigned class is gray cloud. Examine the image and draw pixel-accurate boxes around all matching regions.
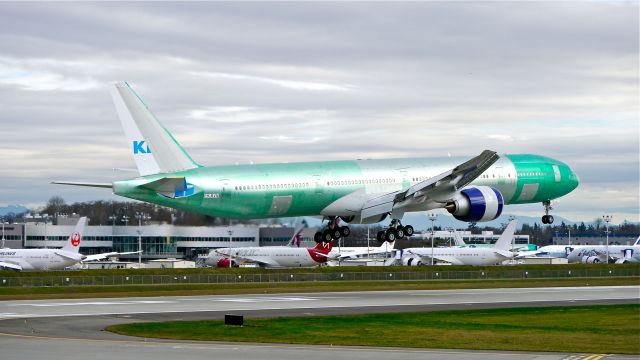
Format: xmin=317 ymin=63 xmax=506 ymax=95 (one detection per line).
xmin=0 ymin=2 xmax=637 ymax=222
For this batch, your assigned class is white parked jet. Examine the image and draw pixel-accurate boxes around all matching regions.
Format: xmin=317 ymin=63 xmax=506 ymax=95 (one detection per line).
xmin=205 ymin=240 xmax=334 ymax=268
xmin=401 ymin=220 xmax=517 ymax=266
xmin=516 ymin=245 xmax=583 ymax=259
xmin=567 ymin=238 xmax=640 ymax=264
xmin=0 ymin=218 xmax=87 ymax=271
xmin=0 ymin=217 xmax=137 ymax=271
xmin=330 ymin=241 xmax=396 ymax=261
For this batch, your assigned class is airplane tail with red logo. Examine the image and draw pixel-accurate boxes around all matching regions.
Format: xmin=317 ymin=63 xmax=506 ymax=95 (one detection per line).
xmin=307 ymin=240 xmax=335 ymax=264
xmin=61 ymin=217 xmax=87 ymax=253
xmin=313 ymin=239 xmax=334 ymax=254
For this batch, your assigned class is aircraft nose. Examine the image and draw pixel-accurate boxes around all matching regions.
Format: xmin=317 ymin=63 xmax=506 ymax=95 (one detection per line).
xmin=567 ymin=167 xmax=580 ymax=192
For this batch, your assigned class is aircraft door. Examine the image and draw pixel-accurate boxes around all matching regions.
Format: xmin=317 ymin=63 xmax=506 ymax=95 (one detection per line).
xmin=312 ymin=174 xmax=324 ymax=194
xmin=219 ymin=179 xmax=231 ymax=199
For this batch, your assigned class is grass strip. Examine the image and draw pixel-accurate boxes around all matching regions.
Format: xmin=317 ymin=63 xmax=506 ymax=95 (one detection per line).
xmin=108 ymin=304 xmax=640 ymax=354
xmin=1 ymin=277 xmax=637 ymax=300
xmin=2 ymin=263 xmax=638 ymax=277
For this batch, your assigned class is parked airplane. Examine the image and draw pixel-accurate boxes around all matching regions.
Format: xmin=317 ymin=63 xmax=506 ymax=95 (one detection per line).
xmin=516 ymin=245 xmax=582 ymax=259
xmin=54 ymin=82 xmax=579 ymax=244
xmin=567 ymin=238 xmax=640 ymax=264
xmin=205 ymin=240 xmax=334 ymax=268
xmin=331 ymin=241 xmax=396 ymax=261
xmin=0 ymin=217 xmax=135 ymax=271
xmin=401 ymin=220 xmax=517 ymax=266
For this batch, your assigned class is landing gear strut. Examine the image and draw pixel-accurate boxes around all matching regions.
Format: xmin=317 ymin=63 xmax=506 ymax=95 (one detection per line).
xmin=314 ymin=217 xmax=350 ymax=243
xmin=376 ymin=219 xmax=414 ymax=243
xmin=541 ymin=200 xmax=554 ymax=224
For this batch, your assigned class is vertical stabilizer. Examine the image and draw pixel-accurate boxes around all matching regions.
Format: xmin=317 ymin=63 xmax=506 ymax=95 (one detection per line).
xmin=61 ymin=217 xmax=87 ymax=253
xmin=110 ymin=82 xmax=200 ymax=175
xmin=494 ymin=220 xmax=518 ymax=251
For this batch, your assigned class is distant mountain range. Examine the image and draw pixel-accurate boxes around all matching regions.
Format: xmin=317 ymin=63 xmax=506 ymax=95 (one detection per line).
xmin=0 ymin=205 xmax=30 ymax=218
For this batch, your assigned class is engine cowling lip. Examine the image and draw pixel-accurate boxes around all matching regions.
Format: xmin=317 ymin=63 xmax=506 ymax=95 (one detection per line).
xmin=450 ymin=186 xmax=504 ymax=222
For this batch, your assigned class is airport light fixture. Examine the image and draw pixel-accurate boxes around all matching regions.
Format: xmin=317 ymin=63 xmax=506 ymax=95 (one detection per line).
xmin=109 ymin=215 xmax=117 ymax=234
xmin=428 ymin=213 xmax=437 ymax=266
xmin=135 ymin=212 xmax=151 ymax=265
xmin=228 ymin=230 xmax=234 ymax=268
xmin=1 ymin=216 xmax=5 ymax=249
xmin=602 ymin=215 xmax=612 ymax=264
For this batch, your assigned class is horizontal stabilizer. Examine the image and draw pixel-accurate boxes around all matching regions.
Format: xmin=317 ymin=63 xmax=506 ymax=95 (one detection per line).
xmin=52 ymin=181 xmax=113 ymax=189
xmin=140 ymin=177 xmax=195 ymax=198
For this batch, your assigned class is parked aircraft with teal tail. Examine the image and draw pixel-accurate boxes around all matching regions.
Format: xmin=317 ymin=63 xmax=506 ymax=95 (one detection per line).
xmin=54 ymin=82 xmax=579 ymax=243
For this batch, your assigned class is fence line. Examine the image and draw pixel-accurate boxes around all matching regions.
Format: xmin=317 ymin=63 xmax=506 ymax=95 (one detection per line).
xmin=1 ymin=268 xmax=638 ymax=288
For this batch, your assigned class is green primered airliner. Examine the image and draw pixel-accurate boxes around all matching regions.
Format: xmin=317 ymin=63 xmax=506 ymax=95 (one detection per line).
xmin=54 ymin=82 xmax=579 ymax=243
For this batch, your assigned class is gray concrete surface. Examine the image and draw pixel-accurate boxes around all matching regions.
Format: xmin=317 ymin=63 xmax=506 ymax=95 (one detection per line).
xmin=0 ymin=286 xmax=637 ymax=360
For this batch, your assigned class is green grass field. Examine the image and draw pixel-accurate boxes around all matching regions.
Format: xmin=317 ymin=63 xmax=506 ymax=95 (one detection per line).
xmin=108 ymin=304 xmax=640 ymax=354
xmin=2 ymin=263 xmax=638 ymax=277
xmin=1 ymin=277 xmax=638 ymax=300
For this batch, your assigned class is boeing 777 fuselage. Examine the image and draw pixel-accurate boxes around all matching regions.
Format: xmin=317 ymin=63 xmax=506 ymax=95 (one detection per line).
xmin=55 ymin=82 xmax=579 ymax=244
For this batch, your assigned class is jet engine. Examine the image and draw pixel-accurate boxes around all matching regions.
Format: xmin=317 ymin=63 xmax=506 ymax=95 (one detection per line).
xmin=581 ymin=256 xmax=601 ymax=264
xmin=445 ymin=186 xmax=504 ymax=222
xmin=402 ymin=256 xmax=423 ymax=266
xmin=216 ymin=258 xmax=237 ymax=268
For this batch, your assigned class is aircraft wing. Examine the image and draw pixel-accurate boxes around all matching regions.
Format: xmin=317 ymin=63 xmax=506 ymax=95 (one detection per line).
xmin=83 ymin=251 xmax=141 ymax=262
xmin=360 ymin=150 xmax=499 ymax=219
xmin=0 ymin=261 xmax=22 ymax=271
xmin=405 ymin=250 xmax=465 ymax=266
xmin=337 ymin=243 xmax=395 ymax=260
xmin=54 ymin=251 xmax=82 ymax=262
xmin=227 ymin=254 xmax=281 ymax=268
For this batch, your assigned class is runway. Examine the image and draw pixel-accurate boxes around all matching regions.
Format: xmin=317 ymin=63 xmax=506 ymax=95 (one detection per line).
xmin=0 ymin=286 xmax=638 ymax=360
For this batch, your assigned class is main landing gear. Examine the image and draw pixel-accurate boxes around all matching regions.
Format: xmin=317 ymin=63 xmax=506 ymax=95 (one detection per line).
xmin=541 ymin=200 xmax=554 ymax=224
xmin=314 ymin=217 xmax=350 ymax=243
xmin=376 ymin=219 xmax=414 ymax=243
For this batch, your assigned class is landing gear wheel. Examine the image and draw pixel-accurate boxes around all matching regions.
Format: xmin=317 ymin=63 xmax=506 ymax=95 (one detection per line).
xmin=395 ymin=226 xmax=405 ymax=239
xmin=314 ymin=231 xmax=322 ymax=243
xmin=541 ymin=200 xmax=554 ymax=225
xmin=322 ymin=229 xmax=333 ymax=243
xmin=340 ymin=226 xmax=350 ymax=237
xmin=332 ymin=228 xmax=342 ymax=240
xmin=404 ymin=225 xmax=414 ymax=237
xmin=385 ymin=228 xmax=397 ymax=242
xmin=376 ymin=230 xmax=385 ymax=243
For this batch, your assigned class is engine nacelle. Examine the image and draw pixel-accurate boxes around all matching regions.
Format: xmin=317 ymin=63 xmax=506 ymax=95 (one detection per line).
xmin=446 ymin=186 xmax=504 ymax=222
xmin=582 ymin=256 xmax=600 ymax=264
xmin=340 ymin=213 xmax=388 ymax=225
xmin=402 ymin=256 xmax=423 ymax=266
xmin=216 ymin=258 xmax=237 ymax=268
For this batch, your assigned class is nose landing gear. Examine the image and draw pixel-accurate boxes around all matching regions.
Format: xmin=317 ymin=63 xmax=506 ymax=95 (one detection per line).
xmin=376 ymin=219 xmax=414 ymax=243
xmin=541 ymin=200 xmax=554 ymax=224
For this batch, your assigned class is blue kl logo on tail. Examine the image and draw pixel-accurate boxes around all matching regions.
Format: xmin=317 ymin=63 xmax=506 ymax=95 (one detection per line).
xmin=133 ymin=140 xmax=151 ymax=154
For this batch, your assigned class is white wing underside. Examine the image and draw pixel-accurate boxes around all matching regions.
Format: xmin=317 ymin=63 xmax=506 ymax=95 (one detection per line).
xmin=0 ymin=261 xmax=22 ymax=271
xmin=229 ymin=255 xmax=281 ymax=267
xmin=323 ymin=150 xmax=499 ymax=221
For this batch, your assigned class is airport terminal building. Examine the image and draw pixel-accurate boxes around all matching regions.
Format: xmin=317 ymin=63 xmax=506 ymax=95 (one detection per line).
xmin=1 ymin=219 xmax=538 ymax=260
xmin=2 ymin=222 xmax=316 ymax=260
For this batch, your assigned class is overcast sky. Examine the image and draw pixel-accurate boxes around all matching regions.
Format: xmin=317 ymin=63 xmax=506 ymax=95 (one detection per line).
xmin=0 ymin=2 xmax=637 ymax=224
